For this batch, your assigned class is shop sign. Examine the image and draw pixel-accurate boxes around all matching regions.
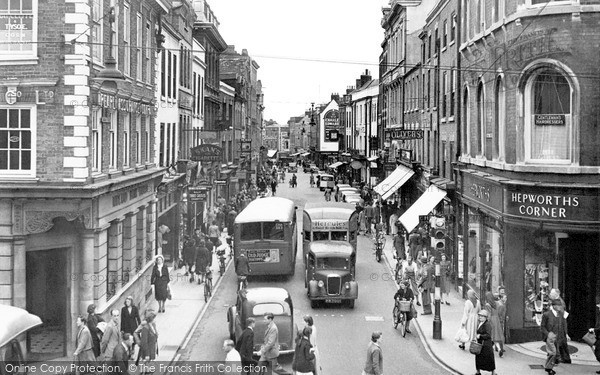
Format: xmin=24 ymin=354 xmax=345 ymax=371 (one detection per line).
xmin=324 ymin=109 xmax=340 ymax=142
xmin=312 ymin=220 xmax=348 ymax=230
xmin=399 ymin=149 xmax=412 ymax=164
xmin=506 ymin=187 xmax=599 ymax=221
xmin=1 ymin=87 xmax=55 ymax=105
xmin=350 ymin=161 xmax=362 ymax=170
xmin=462 ymin=173 xmax=503 ymax=212
xmin=534 ymin=114 xmax=565 ymax=126
xmin=214 ymin=179 xmax=227 ymax=185
xmin=240 ymin=139 xmax=252 ymax=154
xmin=97 ymin=93 xmax=154 ymax=115
xmin=188 ymin=187 xmax=207 ymax=202
xmin=383 ymin=162 xmax=396 ymax=171
xmin=386 ymin=129 xmax=424 ymax=140
xmin=190 ymin=144 xmax=223 ymax=162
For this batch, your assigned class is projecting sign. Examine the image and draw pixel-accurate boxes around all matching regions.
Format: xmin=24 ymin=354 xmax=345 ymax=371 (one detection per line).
xmin=190 ymin=144 xmax=223 ymax=162
xmin=386 ymin=129 xmax=424 ymax=140
xmin=188 ymin=187 xmax=207 ymax=202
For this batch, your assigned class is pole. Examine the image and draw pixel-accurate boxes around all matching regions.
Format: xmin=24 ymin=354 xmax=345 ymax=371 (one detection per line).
xmin=433 ymin=263 xmax=442 ymax=339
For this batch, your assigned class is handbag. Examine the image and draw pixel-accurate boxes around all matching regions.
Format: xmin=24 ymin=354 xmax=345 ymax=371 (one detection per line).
xmin=410 ymin=302 xmax=418 ymax=319
xmin=469 ymin=341 xmax=483 ymax=355
xmin=583 ymin=331 xmax=597 ymax=347
xmin=167 ymin=286 xmax=172 ymax=300
xmin=454 ymin=327 xmax=469 ymax=344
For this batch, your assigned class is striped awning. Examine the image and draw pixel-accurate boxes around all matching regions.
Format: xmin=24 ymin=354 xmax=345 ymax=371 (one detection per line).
xmin=373 ymin=165 xmax=414 ymax=200
xmin=329 ymin=161 xmax=343 ymax=169
xmin=398 ymin=185 xmax=447 ymax=233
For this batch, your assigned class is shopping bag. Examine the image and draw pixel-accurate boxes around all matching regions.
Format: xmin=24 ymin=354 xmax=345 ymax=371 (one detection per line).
xmin=454 ymin=327 xmax=470 ymax=344
xmin=469 ymin=341 xmax=483 ymax=355
xmin=583 ymin=331 xmax=597 ymax=347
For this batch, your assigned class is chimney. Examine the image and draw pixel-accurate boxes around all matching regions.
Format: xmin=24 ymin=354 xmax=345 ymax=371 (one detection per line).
xmin=331 ymin=93 xmax=340 ymax=102
xmin=242 ymin=49 xmax=248 ymax=56
xmin=346 ymin=86 xmax=355 ymax=94
xmin=360 ymin=69 xmax=372 ymax=87
xmin=356 ymin=79 xmax=362 ymax=89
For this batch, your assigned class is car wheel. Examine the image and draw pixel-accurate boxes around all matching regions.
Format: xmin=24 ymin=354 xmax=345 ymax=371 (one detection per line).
xmin=347 ymin=299 xmax=355 ymax=309
xmin=310 ymin=299 xmax=319 ymax=308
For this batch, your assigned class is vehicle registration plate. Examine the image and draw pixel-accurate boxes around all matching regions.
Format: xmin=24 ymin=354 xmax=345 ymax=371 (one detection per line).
xmin=325 ymin=299 xmax=342 ymax=304
xmin=247 ymin=249 xmax=280 ymax=263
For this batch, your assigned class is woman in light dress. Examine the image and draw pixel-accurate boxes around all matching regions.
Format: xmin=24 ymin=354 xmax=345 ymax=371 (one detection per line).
xmin=460 ymin=289 xmax=481 ymax=350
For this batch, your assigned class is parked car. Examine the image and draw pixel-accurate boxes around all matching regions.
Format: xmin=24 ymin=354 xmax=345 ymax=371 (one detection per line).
xmin=336 ymin=187 xmax=360 ymax=202
xmin=305 ymin=240 xmax=357 ymax=308
xmin=0 ymin=305 xmax=42 ymax=371
xmin=310 ymin=165 xmax=320 ymax=173
xmin=303 ymin=163 xmax=317 ymax=173
xmin=227 ymin=287 xmax=297 ymax=356
xmin=342 ymin=192 xmax=362 ymax=204
xmin=317 ymin=173 xmax=335 ymax=191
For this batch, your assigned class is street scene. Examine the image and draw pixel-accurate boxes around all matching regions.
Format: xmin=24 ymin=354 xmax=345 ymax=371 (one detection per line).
xmin=1 ymin=0 xmax=600 ymax=375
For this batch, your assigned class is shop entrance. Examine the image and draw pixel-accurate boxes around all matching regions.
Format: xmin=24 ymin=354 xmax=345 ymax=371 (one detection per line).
xmin=561 ymin=233 xmax=599 ymax=340
xmin=26 ymin=248 xmax=68 ymax=360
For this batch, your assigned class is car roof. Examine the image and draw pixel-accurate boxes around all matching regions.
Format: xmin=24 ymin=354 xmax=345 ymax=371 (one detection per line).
xmin=304 ymin=202 xmax=356 ymax=220
xmin=235 ymin=197 xmax=296 ymax=223
xmin=336 ymin=184 xmax=352 ymax=188
xmin=242 ymin=287 xmax=292 ymax=304
xmin=309 ymin=241 xmax=355 ymax=256
xmin=0 ymin=305 xmax=42 ymax=347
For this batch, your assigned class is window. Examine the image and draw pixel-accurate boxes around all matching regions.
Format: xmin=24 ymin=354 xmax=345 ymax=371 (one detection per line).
xmin=123 ymin=113 xmax=130 ymax=167
xmin=465 ymin=0 xmax=471 ymax=40
xmin=450 ymin=69 xmax=456 ymax=116
xmin=476 ymin=83 xmax=485 ymax=156
xmin=451 ymin=13 xmax=456 ymax=43
xmin=145 ymin=21 xmax=151 ymax=83
xmin=111 ymin=1 xmax=118 ymax=64
xmin=161 ymin=50 xmax=166 ymax=96
xmin=135 ymin=114 xmax=141 ymax=164
xmin=443 ymin=20 xmax=447 ymax=48
xmin=172 ymin=53 xmax=177 ymax=99
xmin=109 ymin=111 xmax=117 ymax=169
xmin=442 ymin=71 xmax=447 ymax=117
xmin=91 ymin=0 xmax=103 ymax=62
xmin=136 ymin=13 xmax=142 ymax=79
xmin=478 ymin=0 xmax=485 ymax=33
xmin=91 ymin=108 xmax=102 ymax=172
xmin=428 ymin=35 xmax=432 ymax=59
xmin=263 ymin=222 xmax=285 ymax=240
xmin=240 ymin=222 xmax=261 ymax=241
xmin=434 ymin=28 xmax=439 ymax=56
xmin=0 ymin=107 xmax=34 ymax=175
xmin=427 ymin=70 xmax=431 ymax=108
xmin=0 ymin=0 xmax=36 ymax=57
xmin=463 ymin=88 xmax=470 ymax=155
xmin=252 ymin=303 xmax=284 ymax=316
xmin=524 ymin=70 xmax=572 ymax=162
xmin=167 ymin=51 xmax=172 ymax=98
xmin=144 ymin=116 xmax=150 ymax=163
xmin=123 ymin=3 xmax=130 ymax=76
xmin=494 ymin=76 xmax=505 ymax=159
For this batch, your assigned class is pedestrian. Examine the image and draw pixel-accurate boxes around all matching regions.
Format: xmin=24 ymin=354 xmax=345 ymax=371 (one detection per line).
xmin=208 ymin=220 xmax=221 ymax=255
xmin=302 ymin=315 xmax=319 ymax=375
xmin=380 ymin=201 xmax=389 ymax=235
xmin=236 ymin=318 xmax=257 ymax=375
xmin=223 ymin=339 xmax=242 ymax=375
xmin=271 ymin=179 xmax=277 ymax=196
xmin=101 ymin=309 xmax=121 ymax=361
xmin=292 ymin=326 xmax=315 ymax=375
xmin=195 ymin=240 xmax=211 ymax=284
xmin=150 ymin=255 xmax=170 ymax=313
xmin=497 ymin=292 xmax=508 ymax=349
xmin=227 ymin=206 xmax=238 ymax=236
xmin=373 ymin=201 xmax=381 ymax=227
xmin=120 ymin=296 xmax=140 ymax=360
xmin=182 ymin=235 xmax=197 ymax=281
xmin=112 ymin=332 xmax=133 ymax=375
xmin=86 ymin=304 xmax=103 ymax=358
xmin=362 ymin=331 xmax=383 ymax=375
xmin=548 ymin=288 xmax=566 ymax=311
xmin=484 ymin=292 xmax=505 ymax=357
xmin=389 ymin=204 xmax=399 ymax=236
xmin=408 ymin=230 xmax=421 ymax=260
xmin=439 ymin=253 xmax=451 ymax=305
xmin=255 ymin=312 xmax=284 ymax=374
xmin=541 ymin=299 xmax=570 ymax=374
xmin=460 ymin=289 xmax=481 ymax=350
xmin=364 ymin=203 xmax=374 ymax=234
xmin=324 ymin=188 xmax=332 ymax=201
xmin=358 ymin=209 xmax=366 ymax=235
xmin=418 ymin=256 xmax=435 ymax=315
xmin=135 ymin=310 xmax=158 ymax=367
xmin=74 ymin=315 xmax=97 ymax=372
xmin=474 ymin=309 xmax=496 ymax=375
xmin=393 ymin=232 xmax=406 ymax=261
xmin=402 ymin=255 xmax=421 ymax=306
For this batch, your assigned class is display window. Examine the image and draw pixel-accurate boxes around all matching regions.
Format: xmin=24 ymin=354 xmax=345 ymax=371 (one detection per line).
xmin=523 ymin=230 xmax=556 ymax=327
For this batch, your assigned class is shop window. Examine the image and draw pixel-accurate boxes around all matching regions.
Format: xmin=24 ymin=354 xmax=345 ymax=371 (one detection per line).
xmin=0 ymin=107 xmax=35 ymax=177
xmin=466 ymin=207 xmax=481 ymax=293
xmin=0 ymin=0 xmax=36 ymax=59
xmin=523 ymin=231 xmax=556 ymax=327
xmin=524 ymin=69 xmax=573 ymax=163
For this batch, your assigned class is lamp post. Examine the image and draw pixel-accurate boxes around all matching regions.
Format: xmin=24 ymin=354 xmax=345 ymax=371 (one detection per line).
xmin=93 ymin=7 xmax=125 ymax=89
xmin=309 ymin=102 xmax=316 ymax=162
xmin=433 ymin=262 xmax=443 ymax=339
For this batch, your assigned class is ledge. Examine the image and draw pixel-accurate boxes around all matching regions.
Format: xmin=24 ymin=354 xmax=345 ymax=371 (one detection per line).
xmin=459 ymin=155 xmax=600 ymax=174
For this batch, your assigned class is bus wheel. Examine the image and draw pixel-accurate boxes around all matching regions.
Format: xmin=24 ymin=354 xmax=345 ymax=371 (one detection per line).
xmin=310 ymin=299 xmax=319 ymax=308
xmin=347 ymin=299 xmax=355 ymax=309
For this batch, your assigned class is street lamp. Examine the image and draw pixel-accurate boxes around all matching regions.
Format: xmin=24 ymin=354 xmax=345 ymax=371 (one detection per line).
xmin=433 ymin=263 xmax=443 ymax=339
xmin=92 ymin=6 xmax=126 ymax=90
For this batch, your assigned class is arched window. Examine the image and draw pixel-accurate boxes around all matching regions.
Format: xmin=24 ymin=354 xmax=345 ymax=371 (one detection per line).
xmin=462 ymin=87 xmax=470 ymax=155
xmin=524 ymin=69 xmax=573 ymax=163
xmin=477 ymin=82 xmax=485 ymax=156
xmin=494 ymin=76 xmax=505 ymax=160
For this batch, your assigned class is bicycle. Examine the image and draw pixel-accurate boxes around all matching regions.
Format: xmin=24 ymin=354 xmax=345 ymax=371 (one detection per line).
xmin=393 ymin=299 xmax=411 ymax=337
xmin=237 ymin=275 xmax=248 ymax=292
xmin=204 ymin=267 xmax=213 ymax=302
xmin=393 ymin=256 xmax=403 ymax=282
xmin=373 ymin=234 xmax=386 ymax=262
xmin=217 ymin=249 xmax=227 ymax=276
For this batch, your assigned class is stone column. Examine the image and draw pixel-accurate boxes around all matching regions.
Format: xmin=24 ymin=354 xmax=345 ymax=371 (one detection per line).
xmin=136 ymin=205 xmax=147 ymax=272
xmin=95 ymin=225 xmax=109 ymax=305
xmin=79 ymin=231 xmax=95 ymax=316
xmin=146 ymin=199 xmax=157 ymax=259
xmin=122 ymin=212 xmax=137 ymax=283
xmin=107 ymin=219 xmax=124 ymax=300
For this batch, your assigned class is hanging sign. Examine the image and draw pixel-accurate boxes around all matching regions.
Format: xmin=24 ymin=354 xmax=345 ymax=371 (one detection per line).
xmin=190 ymin=144 xmax=223 ymax=162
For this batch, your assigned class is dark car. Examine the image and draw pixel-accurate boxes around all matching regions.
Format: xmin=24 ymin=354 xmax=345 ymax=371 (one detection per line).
xmin=227 ymin=287 xmax=297 ymax=356
xmin=305 ymin=241 xmax=358 ymax=308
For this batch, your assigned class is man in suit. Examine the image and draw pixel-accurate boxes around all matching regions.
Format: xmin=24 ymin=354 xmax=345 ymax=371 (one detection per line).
xmin=101 ymin=309 xmax=121 ymax=362
xmin=541 ymin=299 xmax=571 ymax=375
xmin=363 ymin=331 xmax=383 ymax=375
xmin=236 ymin=318 xmax=256 ymax=375
xmin=112 ymin=332 xmax=133 ymax=375
xmin=255 ymin=313 xmax=284 ymax=374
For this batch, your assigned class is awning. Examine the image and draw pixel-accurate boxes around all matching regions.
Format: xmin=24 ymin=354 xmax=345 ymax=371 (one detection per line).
xmin=267 ymin=149 xmax=277 ymax=158
xmin=290 ymin=152 xmax=300 ymax=157
xmin=329 ymin=161 xmax=343 ymax=169
xmin=370 ymin=162 xmax=378 ymax=168
xmin=301 ymin=152 xmax=311 ymax=157
xmin=373 ymin=165 xmax=414 ymax=200
xmin=398 ymin=185 xmax=447 ymax=233
xmin=367 ymin=156 xmax=379 ymax=162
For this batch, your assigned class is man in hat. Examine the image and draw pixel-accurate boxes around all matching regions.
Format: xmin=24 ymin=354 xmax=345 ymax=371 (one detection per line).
xmin=541 ymin=298 xmax=571 ymax=374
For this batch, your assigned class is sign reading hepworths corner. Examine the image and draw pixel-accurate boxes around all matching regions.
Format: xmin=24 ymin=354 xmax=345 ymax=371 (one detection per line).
xmin=190 ymin=144 xmax=223 ymax=162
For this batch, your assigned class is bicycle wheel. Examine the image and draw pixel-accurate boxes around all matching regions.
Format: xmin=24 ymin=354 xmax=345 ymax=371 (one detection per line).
xmin=400 ymin=312 xmax=407 ymax=337
xmin=393 ymin=305 xmax=400 ymax=329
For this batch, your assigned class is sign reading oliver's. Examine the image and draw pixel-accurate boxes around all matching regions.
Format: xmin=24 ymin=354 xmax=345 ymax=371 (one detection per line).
xmin=190 ymin=144 xmax=223 ymax=162
xmin=324 ymin=109 xmax=340 ymax=142
xmin=506 ymin=187 xmax=599 ymax=222
xmin=387 ymin=129 xmax=424 ymax=140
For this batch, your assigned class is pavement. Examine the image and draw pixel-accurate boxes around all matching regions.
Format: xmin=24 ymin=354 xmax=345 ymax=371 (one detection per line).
xmin=379 ymin=232 xmax=599 ymax=375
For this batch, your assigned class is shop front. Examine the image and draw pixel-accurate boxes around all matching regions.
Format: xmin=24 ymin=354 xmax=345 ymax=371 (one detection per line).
xmin=457 ymin=169 xmax=600 ymax=343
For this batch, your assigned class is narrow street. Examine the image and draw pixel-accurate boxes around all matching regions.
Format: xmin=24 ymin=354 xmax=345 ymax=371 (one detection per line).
xmin=176 ymin=170 xmax=448 ymax=374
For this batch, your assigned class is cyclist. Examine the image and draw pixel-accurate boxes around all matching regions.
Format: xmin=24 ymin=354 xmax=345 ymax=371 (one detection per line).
xmin=394 ymin=280 xmax=415 ymax=333
xmin=309 ymin=173 xmax=315 ymax=187
xmin=234 ymin=253 xmax=251 ymax=291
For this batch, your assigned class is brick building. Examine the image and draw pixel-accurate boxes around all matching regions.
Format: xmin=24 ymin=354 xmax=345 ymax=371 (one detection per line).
xmin=0 ymin=0 xmax=169 ymax=359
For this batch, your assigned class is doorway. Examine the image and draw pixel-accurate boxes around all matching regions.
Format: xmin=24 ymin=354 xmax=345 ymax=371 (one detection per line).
xmin=26 ymin=248 xmax=68 ymax=360
xmin=561 ymin=233 xmax=598 ymax=341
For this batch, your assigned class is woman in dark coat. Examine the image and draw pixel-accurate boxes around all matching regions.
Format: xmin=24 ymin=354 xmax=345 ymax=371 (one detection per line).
xmin=150 ymin=255 xmax=170 ymax=313
xmin=292 ymin=326 xmax=315 ymax=375
xmin=194 ymin=240 xmax=211 ymax=284
xmin=475 ymin=309 xmax=496 ymax=375
xmin=86 ymin=304 xmax=103 ymax=358
xmin=135 ymin=310 xmax=158 ymax=363
xmin=121 ymin=296 xmax=141 ymax=335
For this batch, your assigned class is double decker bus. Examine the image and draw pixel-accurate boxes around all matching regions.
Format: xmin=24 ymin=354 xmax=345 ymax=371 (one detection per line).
xmin=302 ymin=202 xmax=358 ymax=263
xmin=233 ymin=197 xmax=297 ymax=276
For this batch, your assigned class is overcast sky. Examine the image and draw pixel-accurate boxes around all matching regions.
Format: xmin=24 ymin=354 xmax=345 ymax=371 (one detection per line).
xmin=209 ymin=0 xmax=389 ymax=124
